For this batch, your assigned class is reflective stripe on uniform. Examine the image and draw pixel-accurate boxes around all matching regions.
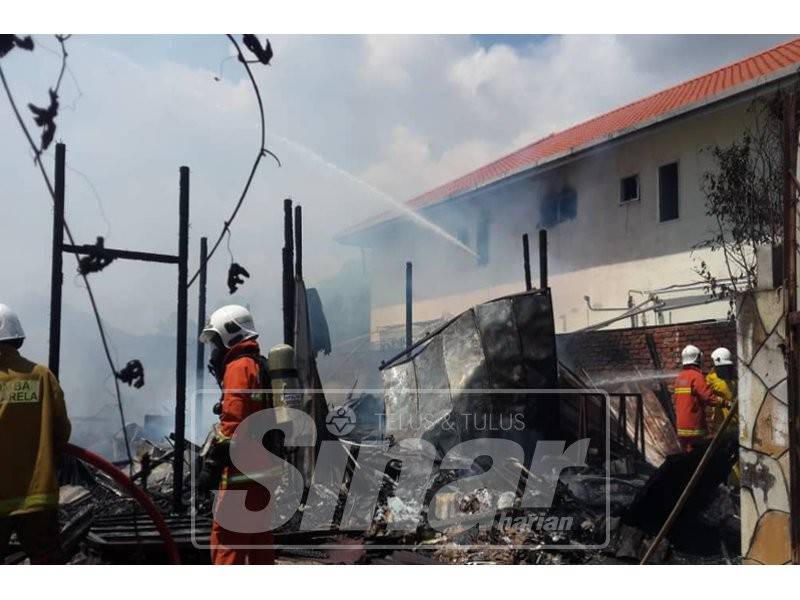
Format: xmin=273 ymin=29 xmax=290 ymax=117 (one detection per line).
xmin=677 ymin=428 xmax=706 ymax=437
xmin=0 ymin=492 xmax=59 ymax=516
xmin=673 ymin=387 xmax=691 ymax=394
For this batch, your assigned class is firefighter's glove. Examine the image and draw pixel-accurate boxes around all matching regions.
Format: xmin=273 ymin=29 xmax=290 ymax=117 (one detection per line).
xmin=197 ymin=456 xmax=223 ymax=493
xmin=197 ymin=441 xmax=231 ymax=493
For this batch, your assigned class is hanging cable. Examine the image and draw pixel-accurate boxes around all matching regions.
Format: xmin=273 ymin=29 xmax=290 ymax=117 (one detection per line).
xmin=40 ymin=150 xmax=112 ymax=237
xmin=224 ymin=228 xmax=250 ymax=294
xmin=0 ymin=36 xmax=137 ymax=478
xmin=187 ymin=33 xmax=280 ymax=288
xmin=32 ymin=37 xmax=82 ymax=111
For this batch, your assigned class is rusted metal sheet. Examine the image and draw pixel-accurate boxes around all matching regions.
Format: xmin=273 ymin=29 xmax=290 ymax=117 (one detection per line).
xmin=381 ymin=289 xmax=558 ymax=453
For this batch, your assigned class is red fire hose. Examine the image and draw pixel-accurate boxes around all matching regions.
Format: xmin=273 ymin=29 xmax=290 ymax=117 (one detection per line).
xmin=64 ymin=443 xmax=182 ymax=564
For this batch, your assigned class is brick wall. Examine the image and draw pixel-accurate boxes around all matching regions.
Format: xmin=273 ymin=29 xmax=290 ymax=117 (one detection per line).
xmin=557 ymin=319 xmax=737 ymax=374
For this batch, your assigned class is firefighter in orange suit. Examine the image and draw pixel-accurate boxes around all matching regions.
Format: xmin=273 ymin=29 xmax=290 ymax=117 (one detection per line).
xmin=198 ymin=305 xmax=274 ymax=565
xmin=0 ymin=304 xmax=71 ymax=564
xmin=672 ymin=344 xmax=718 ymax=453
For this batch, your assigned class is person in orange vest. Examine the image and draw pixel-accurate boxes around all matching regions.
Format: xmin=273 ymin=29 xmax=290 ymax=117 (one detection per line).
xmin=198 ymin=304 xmax=275 ymax=565
xmin=672 ymin=344 xmax=719 ymax=453
xmin=0 ymin=303 xmax=71 ymax=564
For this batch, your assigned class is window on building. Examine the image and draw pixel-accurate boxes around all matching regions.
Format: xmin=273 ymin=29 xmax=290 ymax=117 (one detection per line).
xmin=658 ymin=162 xmax=679 ymax=222
xmin=540 ymin=186 xmax=577 ymax=227
xmin=620 ymin=174 xmax=639 ymax=204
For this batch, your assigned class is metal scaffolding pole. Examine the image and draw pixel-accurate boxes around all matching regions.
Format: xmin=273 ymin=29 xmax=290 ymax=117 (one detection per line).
xmin=522 ymin=233 xmax=532 ymax=291
xmin=405 ymin=262 xmax=413 ymax=350
xmin=45 ymin=144 xmax=192 ymax=513
xmin=539 ymin=229 xmax=548 ymax=290
xmin=781 ymin=90 xmax=800 ymax=563
xmin=294 ymin=205 xmax=303 ymax=279
xmin=172 ymin=166 xmax=190 ymax=513
xmin=48 ymin=143 xmax=65 ymax=376
xmin=194 ymin=236 xmax=208 ymax=439
xmin=283 ymin=198 xmax=295 ymax=345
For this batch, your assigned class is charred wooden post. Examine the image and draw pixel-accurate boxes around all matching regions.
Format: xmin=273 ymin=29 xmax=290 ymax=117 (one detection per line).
xmin=782 ymin=91 xmax=800 ymax=563
xmin=48 ymin=143 xmax=66 ymax=376
xmin=194 ymin=236 xmax=208 ymax=437
xmin=405 ymin=262 xmax=413 ymax=350
xmin=294 ymin=205 xmax=303 ymax=279
xmin=628 ymin=294 xmax=636 ymax=328
xmin=522 ymin=233 xmax=532 ymax=291
xmin=282 ymin=198 xmax=295 ymax=345
xmin=173 ymin=166 xmax=190 ymax=513
xmin=539 ymin=229 xmax=548 ymax=290
xmin=60 ymin=244 xmax=181 ymax=264
xmin=282 ymin=246 xmax=292 ymax=344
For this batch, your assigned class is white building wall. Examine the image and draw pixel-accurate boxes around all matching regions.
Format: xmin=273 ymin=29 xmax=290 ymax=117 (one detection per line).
xmin=363 ymin=99 xmax=757 ymax=337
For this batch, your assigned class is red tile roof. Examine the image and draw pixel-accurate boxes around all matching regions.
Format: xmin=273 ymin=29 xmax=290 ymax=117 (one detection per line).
xmin=343 ymin=37 xmax=800 ymax=239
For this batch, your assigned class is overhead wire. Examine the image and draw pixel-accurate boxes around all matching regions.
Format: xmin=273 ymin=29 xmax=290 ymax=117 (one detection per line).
xmin=187 ymin=33 xmax=280 ymax=288
xmin=31 ymin=37 xmax=82 ymax=112
xmin=0 ymin=35 xmax=137 ymax=478
xmin=40 ymin=150 xmax=113 ymax=237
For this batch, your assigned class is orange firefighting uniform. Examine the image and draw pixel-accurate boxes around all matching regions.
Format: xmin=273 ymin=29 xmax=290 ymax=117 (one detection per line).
xmin=671 ymin=364 xmax=717 ymax=453
xmin=210 ymin=338 xmax=275 ymax=565
xmin=0 ymin=345 xmax=71 ymax=564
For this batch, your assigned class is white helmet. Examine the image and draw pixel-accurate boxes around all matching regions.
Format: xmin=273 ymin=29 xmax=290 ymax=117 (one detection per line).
xmin=681 ymin=344 xmax=702 ymax=366
xmin=0 ymin=304 xmax=25 ymax=343
xmin=711 ymin=347 xmax=733 ymax=366
xmin=199 ymin=305 xmax=258 ymax=349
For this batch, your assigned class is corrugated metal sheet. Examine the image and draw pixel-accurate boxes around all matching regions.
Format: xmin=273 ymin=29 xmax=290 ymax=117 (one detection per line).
xmin=382 ymin=289 xmax=559 ymax=455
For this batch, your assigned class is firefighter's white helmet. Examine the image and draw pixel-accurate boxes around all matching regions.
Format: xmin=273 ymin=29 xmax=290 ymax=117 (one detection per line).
xmin=681 ymin=344 xmax=702 ymax=366
xmin=0 ymin=304 xmax=25 ymax=343
xmin=711 ymin=347 xmax=734 ymax=367
xmin=199 ymin=304 xmax=258 ymax=348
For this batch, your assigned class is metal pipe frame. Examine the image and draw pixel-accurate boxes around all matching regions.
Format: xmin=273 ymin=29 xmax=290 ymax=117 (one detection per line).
xmin=60 ymin=244 xmax=179 ymax=264
xmin=47 ymin=144 xmax=191 ymax=514
xmin=48 ymin=143 xmax=65 ymax=376
xmin=194 ymin=236 xmax=208 ymax=440
xmin=172 ymin=165 xmax=190 ymax=513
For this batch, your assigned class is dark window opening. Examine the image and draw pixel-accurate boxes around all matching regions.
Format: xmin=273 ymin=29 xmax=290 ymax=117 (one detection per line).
xmin=659 ymin=162 xmax=679 ymax=222
xmin=620 ymin=174 xmax=639 ymax=204
xmin=540 ymin=186 xmax=577 ymax=228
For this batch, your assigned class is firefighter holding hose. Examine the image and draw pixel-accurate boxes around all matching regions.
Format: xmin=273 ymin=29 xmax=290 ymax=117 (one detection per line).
xmin=198 ymin=304 xmax=275 ymax=565
xmin=0 ymin=303 xmax=71 ymax=564
xmin=672 ymin=344 xmax=719 ymax=453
